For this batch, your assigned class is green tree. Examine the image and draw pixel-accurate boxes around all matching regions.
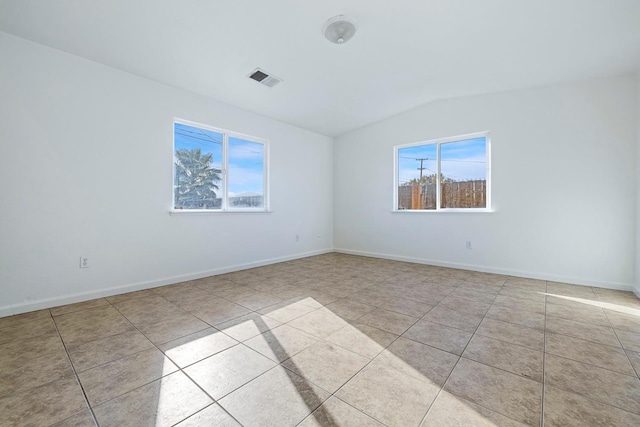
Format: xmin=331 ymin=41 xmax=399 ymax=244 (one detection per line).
xmin=174 ymin=148 xmax=221 ymax=208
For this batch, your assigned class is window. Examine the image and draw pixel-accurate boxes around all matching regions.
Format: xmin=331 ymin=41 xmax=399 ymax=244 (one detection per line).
xmin=173 ymin=119 xmax=268 ymax=211
xmin=395 ymin=132 xmax=490 ymax=211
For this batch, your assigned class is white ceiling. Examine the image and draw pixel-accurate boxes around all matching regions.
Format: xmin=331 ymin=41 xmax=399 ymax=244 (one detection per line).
xmin=1 ymin=0 xmax=639 ymax=137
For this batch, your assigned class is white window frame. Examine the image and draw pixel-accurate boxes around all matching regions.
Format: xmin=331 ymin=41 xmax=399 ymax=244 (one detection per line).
xmin=393 ymin=131 xmax=491 ymax=212
xmin=171 ymin=118 xmax=270 ymax=213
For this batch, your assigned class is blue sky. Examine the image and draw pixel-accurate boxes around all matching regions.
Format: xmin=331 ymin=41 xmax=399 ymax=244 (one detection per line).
xmin=174 ymin=123 xmax=264 ymax=196
xmin=398 ymin=136 xmax=486 ymax=183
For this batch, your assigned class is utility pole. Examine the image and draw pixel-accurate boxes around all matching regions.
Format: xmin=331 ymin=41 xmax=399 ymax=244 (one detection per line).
xmin=415 ymin=158 xmax=428 ymax=209
xmin=416 ymin=158 xmax=428 ymax=181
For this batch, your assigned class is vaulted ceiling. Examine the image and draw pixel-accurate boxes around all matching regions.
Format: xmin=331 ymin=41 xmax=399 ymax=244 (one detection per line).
xmin=1 ymin=0 xmax=639 ymax=136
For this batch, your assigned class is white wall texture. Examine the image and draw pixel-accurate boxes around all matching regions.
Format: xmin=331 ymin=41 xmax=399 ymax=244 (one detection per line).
xmin=0 ymin=33 xmax=334 ymax=316
xmin=334 ymin=74 xmax=638 ymax=290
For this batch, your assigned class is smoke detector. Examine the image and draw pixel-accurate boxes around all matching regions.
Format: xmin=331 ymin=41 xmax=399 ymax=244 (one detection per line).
xmin=248 ymin=68 xmax=283 ymax=88
xmin=323 ymin=15 xmax=358 ymax=44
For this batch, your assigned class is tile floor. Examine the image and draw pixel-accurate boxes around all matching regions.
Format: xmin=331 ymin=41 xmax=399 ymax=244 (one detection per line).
xmin=1 ymin=253 xmax=640 ymax=426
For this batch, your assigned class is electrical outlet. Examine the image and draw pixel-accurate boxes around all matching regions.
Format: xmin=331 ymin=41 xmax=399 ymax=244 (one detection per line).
xmin=295 ymin=234 xmax=300 ymax=242
xmin=80 ymin=256 xmax=89 ymax=268
xmin=466 ymin=241 xmax=472 ymax=250
xmin=317 ymin=234 xmax=321 ymax=240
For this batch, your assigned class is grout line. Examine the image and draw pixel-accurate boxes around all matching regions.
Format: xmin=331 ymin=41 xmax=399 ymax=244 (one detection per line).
xmin=49 ymin=312 xmax=101 ymax=427
xmin=541 ymin=281 xmax=548 ymax=427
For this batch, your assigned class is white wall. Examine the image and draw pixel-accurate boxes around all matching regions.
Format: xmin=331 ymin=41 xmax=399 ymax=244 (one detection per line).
xmin=0 ymin=33 xmax=333 ymax=316
xmin=334 ymin=75 xmax=638 ymax=290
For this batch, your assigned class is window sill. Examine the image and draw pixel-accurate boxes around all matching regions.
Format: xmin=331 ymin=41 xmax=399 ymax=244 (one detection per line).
xmin=170 ymin=209 xmax=272 ymax=215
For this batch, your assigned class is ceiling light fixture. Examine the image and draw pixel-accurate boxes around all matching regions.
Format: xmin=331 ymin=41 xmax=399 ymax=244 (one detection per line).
xmin=323 ymin=15 xmax=358 ymax=45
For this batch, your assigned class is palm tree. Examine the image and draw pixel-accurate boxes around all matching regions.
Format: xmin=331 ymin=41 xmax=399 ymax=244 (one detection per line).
xmin=174 ymin=148 xmax=221 ymax=209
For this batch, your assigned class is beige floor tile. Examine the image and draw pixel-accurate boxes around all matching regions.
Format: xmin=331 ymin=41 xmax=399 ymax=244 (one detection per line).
xmin=0 ymin=316 xmax=59 ymax=345
xmin=545 ymin=293 xmax=602 ymax=308
xmin=449 ymin=287 xmax=499 ymax=301
xmin=502 ymin=278 xmax=546 ymax=292
xmin=50 ymin=298 xmax=110 ymax=316
xmin=190 ymin=300 xmax=252 ymax=325
xmin=225 ymin=291 xmax=284 ymax=311
xmin=627 ymin=350 xmax=640 ymax=376
xmin=291 ymin=291 xmax=340 ymax=307
xmin=422 ymin=391 xmax=528 ymax=427
xmin=288 ymin=308 xmax=350 ymax=339
xmin=209 ymin=284 xmax=256 ymax=300
xmin=0 ymin=376 xmax=88 ymax=427
xmin=546 ymin=282 xmax=597 ymax=298
xmin=0 ymin=349 xmax=73 ymax=398
xmin=184 ymin=344 xmax=276 ymax=399
xmin=606 ymin=310 xmax=640 ymax=334
xmin=369 ymin=296 xmax=433 ymax=317
xmin=152 ymin=282 xmax=205 ymax=300
xmin=401 ymin=287 xmax=450 ymax=305
xmin=544 ymin=385 xmax=640 ymax=427
xmin=498 ymin=287 xmax=546 ymax=302
xmin=404 ymin=319 xmax=472 ymax=355
xmin=444 ymin=358 xmax=542 ymax=425
xmin=462 ymin=335 xmax=543 ymax=382
xmin=93 ymin=371 xmax=212 ymax=427
xmin=299 ymin=396 xmax=384 ymax=427
xmin=546 ymin=302 xmax=610 ymax=327
xmin=357 ymin=308 xmax=418 ymax=335
xmin=214 ymin=312 xmax=281 ymax=341
xmin=476 ymin=318 xmax=545 ymax=351
xmin=438 ymin=295 xmax=492 ymax=317
xmin=335 ymin=362 xmax=439 ymax=427
xmin=79 ymin=347 xmax=178 ymax=406
xmin=423 ymin=306 xmax=483 ymax=332
xmin=544 ymin=354 xmax=640 ymax=414
xmin=615 ymin=329 xmax=640 ymax=353
xmin=545 ymin=316 xmax=620 ymax=347
xmin=50 ymin=410 xmax=97 ymax=427
xmin=282 ymin=341 xmax=369 ymax=393
xmin=244 ymin=324 xmax=318 ymax=362
xmin=374 ymin=337 xmax=459 ymax=386
xmin=158 ymin=327 xmax=238 ymax=368
xmin=545 ymin=332 xmax=635 ymax=376
xmin=219 ymin=366 xmax=330 ymax=427
xmin=104 ymin=289 xmax=155 ymax=305
xmin=176 ymin=403 xmax=241 ymax=427
xmin=164 ymin=292 xmax=227 ymax=314
xmin=258 ymin=299 xmax=318 ymax=323
xmin=54 ymin=306 xmax=135 ymax=347
xmin=492 ymin=295 xmax=546 ymax=315
xmin=325 ymin=323 xmax=397 ymax=359
xmin=67 ymin=329 xmax=154 ymax=372
xmin=0 ymin=309 xmax=51 ymax=330
xmin=485 ymin=304 xmax=545 ymax=330
xmin=111 ymin=294 xmax=177 ymax=321
xmin=133 ymin=312 xmax=210 ymax=345
xmin=0 ymin=333 xmax=65 ymax=366
xmin=324 ymin=299 xmax=376 ymax=321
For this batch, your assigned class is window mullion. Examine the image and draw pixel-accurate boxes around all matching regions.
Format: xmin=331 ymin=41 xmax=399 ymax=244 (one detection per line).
xmin=222 ymin=132 xmax=229 ymax=211
xmin=436 ymin=143 xmax=441 ymax=210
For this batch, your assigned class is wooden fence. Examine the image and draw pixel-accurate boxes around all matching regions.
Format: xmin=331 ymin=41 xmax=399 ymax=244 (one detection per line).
xmin=398 ymin=180 xmax=486 ymax=209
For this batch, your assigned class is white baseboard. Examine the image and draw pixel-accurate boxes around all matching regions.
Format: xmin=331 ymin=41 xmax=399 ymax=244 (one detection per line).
xmin=0 ymin=249 xmax=332 ymax=318
xmin=334 ymin=248 xmax=635 ymax=292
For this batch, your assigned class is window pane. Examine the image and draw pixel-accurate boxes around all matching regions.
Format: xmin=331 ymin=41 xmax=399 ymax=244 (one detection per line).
xmin=174 ymin=123 xmax=223 ymax=209
xmin=440 ymin=137 xmax=487 ymax=208
xmin=228 ymin=137 xmax=264 ymax=208
xmin=398 ymin=144 xmax=438 ymax=210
